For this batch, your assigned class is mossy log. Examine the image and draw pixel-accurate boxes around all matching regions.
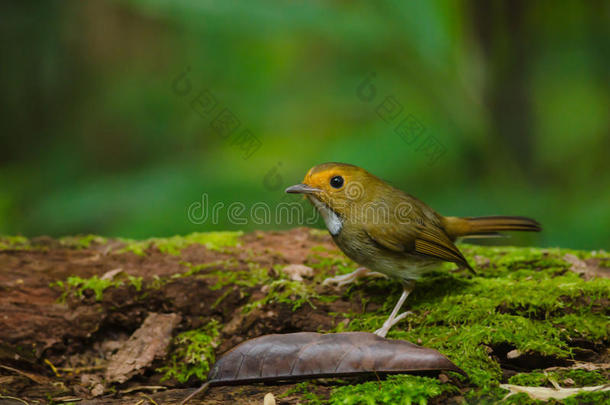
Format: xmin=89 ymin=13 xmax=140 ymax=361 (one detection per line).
xmin=0 ymin=229 xmax=608 ymax=404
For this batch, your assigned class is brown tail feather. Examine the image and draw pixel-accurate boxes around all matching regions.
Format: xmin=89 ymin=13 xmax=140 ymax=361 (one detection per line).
xmin=442 ymin=216 xmax=541 ymax=240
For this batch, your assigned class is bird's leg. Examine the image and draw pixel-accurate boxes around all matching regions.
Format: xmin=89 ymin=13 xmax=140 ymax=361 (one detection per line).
xmin=322 ymin=267 xmax=387 ymax=288
xmin=374 ymin=282 xmax=415 ymax=338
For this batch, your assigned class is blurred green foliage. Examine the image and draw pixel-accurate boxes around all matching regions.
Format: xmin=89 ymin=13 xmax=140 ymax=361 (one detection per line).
xmin=1 ymin=0 xmax=608 ymax=249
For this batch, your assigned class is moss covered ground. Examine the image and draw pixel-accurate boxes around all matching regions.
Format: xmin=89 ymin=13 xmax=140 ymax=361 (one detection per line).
xmin=2 ymin=230 xmax=608 ymax=404
xmin=155 ymin=238 xmax=609 ymax=404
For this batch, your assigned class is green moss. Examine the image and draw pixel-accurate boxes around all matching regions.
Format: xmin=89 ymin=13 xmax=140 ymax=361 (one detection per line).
xmin=119 ymin=231 xmax=243 ymax=256
xmin=280 ymin=382 xmax=325 ymax=405
xmin=241 ymin=263 xmax=339 ymax=313
xmin=4 ymin=232 xmax=243 ymax=255
xmin=328 ymin=375 xmax=453 ymax=405
xmin=176 ymin=259 xmax=240 ymax=278
xmin=503 ymin=392 xmax=540 ymax=405
xmin=244 ymin=278 xmax=321 ymax=312
xmin=182 ymin=260 xmax=338 ymax=314
xmin=0 ymin=235 xmax=29 ymax=250
xmin=52 ymin=274 xmax=143 ymax=301
xmin=463 ymin=385 xmax=509 ymax=404
xmin=59 ymin=234 xmax=107 ymax=249
xmin=562 ymin=390 xmax=610 ymax=405
xmin=159 ymin=320 xmax=220 ymax=383
xmin=198 ymin=262 xmax=268 ymax=290
xmin=508 ymin=372 xmax=552 ymax=387
xmin=306 ymin=250 xmax=360 ymax=287
xmin=128 ymin=275 xmax=143 ymax=291
xmin=53 ymin=275 xmax=120 ymax=301
xmin=2 ymin=234 xmax=110 ymax=251
xmin=309 ymin=229 xmax=330 ymax=238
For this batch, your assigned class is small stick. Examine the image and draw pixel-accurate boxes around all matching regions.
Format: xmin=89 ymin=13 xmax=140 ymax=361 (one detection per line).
xmin=140 ymin=394 xmax=159 ymax=405
xmin=0 ymin=396 xmax=30 ymax=405
xmin=0 ymin=364 xmax=47 ymax=385
xmin=179 ymin=382 xmax=210 ymax=405
xmin=44 ymin=359 xmax=61 ymax=377
xmin=120 ymin=386 xmax=167 ymax=394
xmin=57 ymin=365 xmax=106 ymax=373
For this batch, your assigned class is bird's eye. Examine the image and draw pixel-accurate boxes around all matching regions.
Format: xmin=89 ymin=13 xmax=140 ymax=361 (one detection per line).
xmin=330 ymin=175 xmax=344 ymax=189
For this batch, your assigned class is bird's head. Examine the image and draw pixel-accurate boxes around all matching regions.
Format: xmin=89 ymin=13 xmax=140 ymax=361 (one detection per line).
xmin=285 ymin=162 xmax=385 ymax=222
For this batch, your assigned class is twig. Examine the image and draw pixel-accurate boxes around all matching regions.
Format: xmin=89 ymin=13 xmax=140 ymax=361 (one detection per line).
xmin=179 ymin=382 xmax=210 ymax=405
xmin=0 ymin=364 xmax=47 ymax=385
xmin=140 ymin=394 xmax=159 ymax=405
xmin=44 ymin=359 xmax=61 ymax=377
xmin=0 ymin=395 xmax=30 ymax=405
xmin=56 ymin=365 xmax=106 ymax=374
xmin=120 ymin=386 xmax=167 ymax=394
xmin=50 ymin=397 xmax=81 ymax=403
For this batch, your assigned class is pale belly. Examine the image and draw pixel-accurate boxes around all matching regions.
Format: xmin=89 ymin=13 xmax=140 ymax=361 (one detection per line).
xmin=332 ymin=229 xmax=439 ymax=282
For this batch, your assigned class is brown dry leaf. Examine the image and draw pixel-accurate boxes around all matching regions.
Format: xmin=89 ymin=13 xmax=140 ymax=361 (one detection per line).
xmin=208 ymin=331 xmax=464 ymax=384
xmin=180 ymin=331 xmax=464 ymax=404
xmin=105 ymin=312 xmax=181 ymax=383
xmin=563 ymin=253 xmax=610 ymax=279
xmin=500 ymin=383 xmax=610 ymax=401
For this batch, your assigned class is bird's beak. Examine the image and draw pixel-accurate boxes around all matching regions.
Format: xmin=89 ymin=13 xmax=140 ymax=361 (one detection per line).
xmin=285 ymin=183 xmax=321 ymax=194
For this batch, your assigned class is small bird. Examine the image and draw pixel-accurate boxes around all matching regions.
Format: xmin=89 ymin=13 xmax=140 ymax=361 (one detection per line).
xmin=286 ymin=162 xmax=541 ymax=337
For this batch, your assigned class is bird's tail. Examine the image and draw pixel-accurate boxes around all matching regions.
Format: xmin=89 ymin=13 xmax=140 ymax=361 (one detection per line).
xmin=442 ymin=216 xmax=541 ymax=240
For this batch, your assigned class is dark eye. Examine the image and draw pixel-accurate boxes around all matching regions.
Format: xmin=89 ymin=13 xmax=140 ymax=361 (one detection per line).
xmin=330 ymin=175 xmax=344 ymax=189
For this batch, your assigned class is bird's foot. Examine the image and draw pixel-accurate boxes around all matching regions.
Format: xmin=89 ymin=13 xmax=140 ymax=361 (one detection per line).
xmin=374 ymin=311 xmax=413 ymax=338
xmin=322 ymin=267 xmax=387 ymax=288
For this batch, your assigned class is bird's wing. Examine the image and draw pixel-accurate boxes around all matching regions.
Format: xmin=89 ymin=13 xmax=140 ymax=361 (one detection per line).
xmin=364 ymin=219 xmax=474 ymax=272
xmin=413 ymin=227 xmax=474 ymax=272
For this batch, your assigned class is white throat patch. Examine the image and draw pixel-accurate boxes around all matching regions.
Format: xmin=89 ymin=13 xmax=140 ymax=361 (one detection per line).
xmin=309 ymin=196 xmax=343 ymax=236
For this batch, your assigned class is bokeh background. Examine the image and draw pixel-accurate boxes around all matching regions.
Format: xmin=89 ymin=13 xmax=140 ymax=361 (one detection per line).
xmin=1 ymin=0 xmax=608 ymax=249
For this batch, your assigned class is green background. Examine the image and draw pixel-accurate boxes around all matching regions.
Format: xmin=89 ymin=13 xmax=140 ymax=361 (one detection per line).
xmin=1 ymin=0 xmax=608 ymax=249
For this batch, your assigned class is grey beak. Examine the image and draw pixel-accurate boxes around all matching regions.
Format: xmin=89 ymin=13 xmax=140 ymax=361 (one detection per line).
xmin=285 ymin=183 xmax=321 ymax=194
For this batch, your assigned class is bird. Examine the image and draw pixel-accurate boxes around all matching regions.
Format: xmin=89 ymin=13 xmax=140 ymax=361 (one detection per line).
xmin=285 ymin=162 xmax=541 ymax=337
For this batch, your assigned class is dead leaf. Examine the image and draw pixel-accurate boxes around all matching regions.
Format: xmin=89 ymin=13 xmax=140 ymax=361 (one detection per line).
xmin=500 ymin=383 xmax=610 ymax=401
xmin=210 ymin=332 xmax=464 ymax=384
xmin=105 ymin=313 xmax=181 ymax=383
xmin=180 ymin=332 xmax=464 ymax=404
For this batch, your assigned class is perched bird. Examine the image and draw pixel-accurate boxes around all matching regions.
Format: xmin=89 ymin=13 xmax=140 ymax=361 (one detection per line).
xmin=286 ymin=162 xmax=541 ymax=337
